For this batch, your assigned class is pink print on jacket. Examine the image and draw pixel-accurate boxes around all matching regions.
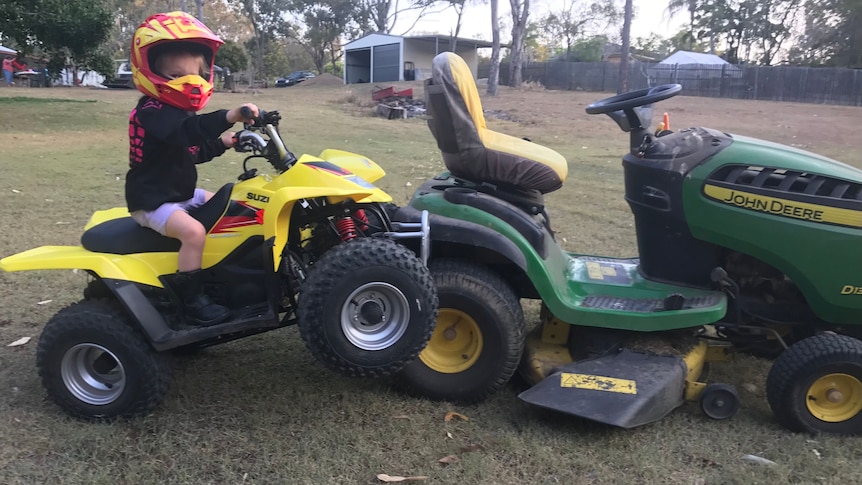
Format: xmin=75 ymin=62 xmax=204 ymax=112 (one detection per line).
xmin=129 ymin=109 xmax=144 ymax=165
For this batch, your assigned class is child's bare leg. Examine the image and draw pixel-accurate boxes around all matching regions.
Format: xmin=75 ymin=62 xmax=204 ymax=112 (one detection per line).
xmin=165 ymin=210 xmax=206 ymax=271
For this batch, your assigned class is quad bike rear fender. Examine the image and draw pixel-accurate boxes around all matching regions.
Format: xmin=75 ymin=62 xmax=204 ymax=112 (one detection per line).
xmin=0 ymin=245 xmax=173 ymax=287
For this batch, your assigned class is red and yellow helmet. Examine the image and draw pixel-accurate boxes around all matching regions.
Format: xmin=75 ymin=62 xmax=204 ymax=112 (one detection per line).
xmin=131 ymin=11 xmax=224 ymax=111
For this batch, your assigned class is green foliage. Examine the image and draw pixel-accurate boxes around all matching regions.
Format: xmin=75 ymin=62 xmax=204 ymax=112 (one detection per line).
xmin=792 ymin=0 xmax=862 ymax=67
xmin=664 ymin=0 xmax=805 ymax=65
xmin=216 ymin=40 xmax=249 ymax=73
xmin=1 ymin=0 xmax=114 ymax=76
xmin=632 ymin=30 xmax=708 ymax=60
xmin=324 ymin=60 xmax=343 ymax=76
xmin=558 ymin=35 xmax=607 ymax=62
xmin=286 ymin=0 xmax=359 ymax=74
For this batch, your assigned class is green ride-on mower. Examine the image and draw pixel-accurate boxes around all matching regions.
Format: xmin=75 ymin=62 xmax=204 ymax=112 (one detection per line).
xmin=389 ymin=52 xmax=862 ymax=434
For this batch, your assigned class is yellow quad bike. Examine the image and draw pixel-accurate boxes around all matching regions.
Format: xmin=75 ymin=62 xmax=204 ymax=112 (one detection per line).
xmin=0 ymin=109 xmax=437 ymax=421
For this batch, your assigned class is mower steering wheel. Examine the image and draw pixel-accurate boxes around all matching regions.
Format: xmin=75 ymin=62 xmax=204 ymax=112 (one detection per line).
xmin=585 ymin=84 xmax=682 ymax=115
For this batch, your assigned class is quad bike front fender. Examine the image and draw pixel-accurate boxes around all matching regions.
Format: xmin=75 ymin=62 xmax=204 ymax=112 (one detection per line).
xmin=262 ymin=185 xmax=384 ymax=271
xmin=0 ymin=245 xmax=174 ymax=287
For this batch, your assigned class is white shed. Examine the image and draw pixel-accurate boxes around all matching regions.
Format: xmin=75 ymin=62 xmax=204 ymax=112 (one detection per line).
xmin=343 ymin=33 xmax=493 ymax=84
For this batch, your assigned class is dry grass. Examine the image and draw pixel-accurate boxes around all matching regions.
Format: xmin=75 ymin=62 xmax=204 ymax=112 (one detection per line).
xmin=1 ymin=84 xmax=861 ymax=484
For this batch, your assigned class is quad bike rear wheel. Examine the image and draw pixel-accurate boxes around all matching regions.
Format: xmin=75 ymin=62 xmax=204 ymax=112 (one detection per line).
xmin=395 ymin=259 xmax=526 ymax=402
xmin=297 ymin=238 xmax=437 ymax=378
xmin=36 ymin=299 xmax=173 ymax=421
xmin=766 ymin=333 xmax=862 ymax=434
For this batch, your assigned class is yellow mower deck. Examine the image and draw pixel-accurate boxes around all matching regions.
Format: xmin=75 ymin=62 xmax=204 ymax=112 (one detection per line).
xmin=519 ymin=308 xmax=732 ymax=428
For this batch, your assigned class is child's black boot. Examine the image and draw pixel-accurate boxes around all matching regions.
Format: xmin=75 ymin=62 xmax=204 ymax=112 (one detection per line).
xmin=174 ymin=270 xmax=230 ymax=326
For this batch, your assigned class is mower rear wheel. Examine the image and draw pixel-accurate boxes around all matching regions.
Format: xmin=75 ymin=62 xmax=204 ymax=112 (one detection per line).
xmin=297 ymin=238 xmax=437 ymax=378
xmin=699 ymin=383 xmax=740 ymax=420
xmin=395 ymin=259 xmax=525 ymax=403
xmin=766 ymin=333 xmax=862 ymax=434
xmin=36 ymin=299 xmax=172 ymax=421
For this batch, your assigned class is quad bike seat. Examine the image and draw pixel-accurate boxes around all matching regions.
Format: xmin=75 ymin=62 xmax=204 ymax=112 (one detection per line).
xmin=81 ymin=183 xmax=234 ymax=255
xmin=424 ymin=52 xmax=569 ymax=198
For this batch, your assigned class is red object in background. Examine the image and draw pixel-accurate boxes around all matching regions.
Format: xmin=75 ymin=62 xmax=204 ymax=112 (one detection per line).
xmin=372 ymin=86 xmax=413 ymax=101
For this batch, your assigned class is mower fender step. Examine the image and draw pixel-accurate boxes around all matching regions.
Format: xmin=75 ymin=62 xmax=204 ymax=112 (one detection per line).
xmin=581 ymin=294 xmax=723 ymax=312
xmin=518 ymin=349 xmax=687 ymax=428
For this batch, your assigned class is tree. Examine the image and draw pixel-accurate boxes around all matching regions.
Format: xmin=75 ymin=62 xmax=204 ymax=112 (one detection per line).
xmin=231 ymin=0 xmax=292 ymax=79
xmin=539 ymin=0 xmax=621 ymax=61
xmin=567 ymin=35 xmax=606 ymax=61
xmin=1 ymin=0 xmax=114 ymax=78
xmin=509 ymin=0 xmax=530 ymax=87
xmin=791 ymin=0 xmax=861 ymax=67
xmin=355 ymin=0 xmax=439 ymax=34
xmin=618 ymin=0 xmax=632 ymax=93
xmin=286 ymin=0 xmax=358 ymax=74
xmin=216 ymin=40 xmax=249 ymax=72
xmin=665 ymin=0 xmax=702 ymax=50
xmin=444 ymin=0 xmax=470 ymax=51
xmin=487 ymin=0 xmax=501 ymax=95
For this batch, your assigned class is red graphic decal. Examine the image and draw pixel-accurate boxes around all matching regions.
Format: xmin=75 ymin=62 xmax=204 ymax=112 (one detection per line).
xmin=209 ymin=201 xmax=264 ymax=234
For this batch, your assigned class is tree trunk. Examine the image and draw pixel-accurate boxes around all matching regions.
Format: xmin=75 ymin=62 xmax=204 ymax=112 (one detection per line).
xmin=618 ymin=0 xmax=632 ymax=93
xmin=195 ymin=0 xmax=203 ymax=20
xmin=509 ymin=0 xmax=530 ymax=88
xmin=487 ymin=0 xmax=501 ymax=96
xmin=449 ymin=4 xmax=464 ymax=51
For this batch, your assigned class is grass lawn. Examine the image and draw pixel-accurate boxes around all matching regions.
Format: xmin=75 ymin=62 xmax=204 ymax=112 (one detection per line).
xmin=0 ymin=82 xmax=861 ymax=484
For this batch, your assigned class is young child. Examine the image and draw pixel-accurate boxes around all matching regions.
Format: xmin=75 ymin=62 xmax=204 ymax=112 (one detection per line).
xmin=128 ymin=11 xmax=258 ymax=326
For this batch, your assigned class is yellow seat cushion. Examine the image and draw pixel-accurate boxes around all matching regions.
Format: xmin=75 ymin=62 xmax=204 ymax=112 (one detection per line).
xmin=429 ymin=52 xmax=569 ymax=193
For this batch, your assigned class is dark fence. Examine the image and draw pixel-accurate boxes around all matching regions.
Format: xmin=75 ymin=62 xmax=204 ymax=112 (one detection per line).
xmin=478 ymin=61 xmax=862 ymax=106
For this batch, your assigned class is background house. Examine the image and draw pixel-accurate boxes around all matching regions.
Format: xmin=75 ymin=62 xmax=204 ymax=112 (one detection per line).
xmin=343 ymin=33 xmax=493 ymax=84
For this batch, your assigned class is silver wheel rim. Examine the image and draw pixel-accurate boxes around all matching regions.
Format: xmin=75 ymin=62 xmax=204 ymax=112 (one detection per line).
xmin=61 ymin=343 xmax=126 ymax=405
xmin=340 ymin=282 xmax=410 ymax=351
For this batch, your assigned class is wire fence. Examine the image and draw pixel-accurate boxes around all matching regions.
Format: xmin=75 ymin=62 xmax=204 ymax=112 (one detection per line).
xmin=478 ymin=61 xmax=862 ymax=106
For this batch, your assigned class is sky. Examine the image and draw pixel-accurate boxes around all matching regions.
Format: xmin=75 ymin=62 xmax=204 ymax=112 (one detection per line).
xmin=391 ymin=0 xmax=685 ymax=42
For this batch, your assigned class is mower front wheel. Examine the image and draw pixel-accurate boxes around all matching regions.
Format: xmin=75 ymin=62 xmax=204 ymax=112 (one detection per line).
xmin=699 ymin=383 xmax=740 ymax=420
xmin=36 ymin=299 xmax=172 ymax=421
xmin=395 ymin=259 xmax=526 ymax=403
xmin=297 ymin=238 xmax=437 ymax=378
xmin=766 ymin=333 xmax=862 ymax=434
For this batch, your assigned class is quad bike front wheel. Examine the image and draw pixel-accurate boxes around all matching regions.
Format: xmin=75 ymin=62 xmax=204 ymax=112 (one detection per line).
xmin=766 ymin=333 xmax=862 ymax=434
xmin=395 ymin=259 xmax=526 ymax=403
xmin=297 ymin=238 xmax=437 ymax=378
xmin=36 ymin=299 xmax=173 ymax=421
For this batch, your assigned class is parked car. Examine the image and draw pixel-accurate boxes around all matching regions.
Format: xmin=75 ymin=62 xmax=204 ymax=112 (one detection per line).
xmin=276 ymin=70 xmax=315 ymax=87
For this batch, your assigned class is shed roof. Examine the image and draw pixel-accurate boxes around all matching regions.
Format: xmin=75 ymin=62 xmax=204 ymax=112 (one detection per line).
xmin=344 ymin=33 xmax=494 ymax=51
xmin=660 ymin=50 xmax=729 ymax=65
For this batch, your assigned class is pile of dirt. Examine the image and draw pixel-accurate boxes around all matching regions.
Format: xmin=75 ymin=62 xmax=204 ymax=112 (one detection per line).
xmin=298 ymin=73 xmax=344 ymax=87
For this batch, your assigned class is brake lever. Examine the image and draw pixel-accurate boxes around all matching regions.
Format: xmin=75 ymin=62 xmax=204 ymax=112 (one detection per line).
xmin=233 ymin=130 xmax=266 ymax=153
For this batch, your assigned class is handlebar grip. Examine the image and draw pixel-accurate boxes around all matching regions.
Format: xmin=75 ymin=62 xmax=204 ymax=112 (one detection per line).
xmin=240 ymin=106 xmax=254 ymax=119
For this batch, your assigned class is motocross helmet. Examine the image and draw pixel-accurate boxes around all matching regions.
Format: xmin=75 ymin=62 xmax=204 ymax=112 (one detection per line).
xmin=131 ymin=11 xmax=224 ymax=111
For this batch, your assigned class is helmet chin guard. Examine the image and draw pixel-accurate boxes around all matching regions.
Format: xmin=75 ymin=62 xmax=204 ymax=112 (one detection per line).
xmin=131 ymin=11 xmax=223 ymax=111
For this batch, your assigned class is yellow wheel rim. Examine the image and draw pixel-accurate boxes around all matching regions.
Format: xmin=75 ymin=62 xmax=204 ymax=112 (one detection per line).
xmin=806 ymin=373 xmax=862 ymax=423
xmin=419 ymin=308 xmax=483 ymax=374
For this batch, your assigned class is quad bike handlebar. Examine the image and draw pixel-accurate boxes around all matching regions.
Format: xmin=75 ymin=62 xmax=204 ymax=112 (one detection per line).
xmin=233 ymin=107 xmax=298 ymax=179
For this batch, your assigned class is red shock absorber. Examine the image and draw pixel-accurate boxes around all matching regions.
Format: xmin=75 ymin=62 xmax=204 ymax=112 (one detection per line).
xmin=335 ymin=217 xmax=358 ymax=241
xmin=354 ymin=209 xmax=369 ymax=232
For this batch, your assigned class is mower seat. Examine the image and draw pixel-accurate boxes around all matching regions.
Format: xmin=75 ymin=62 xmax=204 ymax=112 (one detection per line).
xmin=425 ymin=52 xmax=568 ymax=194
